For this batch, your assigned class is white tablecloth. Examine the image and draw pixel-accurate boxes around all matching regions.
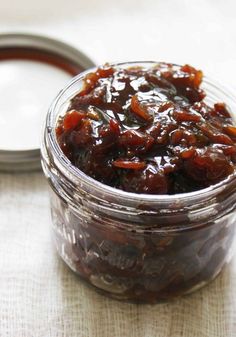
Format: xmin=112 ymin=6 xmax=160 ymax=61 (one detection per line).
xmin=1 ymin=1 xmax=236 ymax=336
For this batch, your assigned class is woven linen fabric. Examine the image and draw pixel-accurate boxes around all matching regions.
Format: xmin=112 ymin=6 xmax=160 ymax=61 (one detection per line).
xmin=0 ymin=172 xmax=235 ymax=337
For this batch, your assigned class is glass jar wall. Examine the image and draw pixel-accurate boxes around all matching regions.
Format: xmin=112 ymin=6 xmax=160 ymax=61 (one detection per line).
xmin=41 ymin=62 xmax=236 ymax=302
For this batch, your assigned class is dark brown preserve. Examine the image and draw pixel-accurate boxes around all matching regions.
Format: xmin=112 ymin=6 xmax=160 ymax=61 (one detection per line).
xmin=42 ymin=62 xmax=236 ymax=302
xmin=56 ymin=63 xmax=236 ymax=194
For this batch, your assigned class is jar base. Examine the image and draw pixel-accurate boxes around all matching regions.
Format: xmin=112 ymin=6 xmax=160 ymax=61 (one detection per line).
xmin=58 ymin=249 xmax=227 ymax=304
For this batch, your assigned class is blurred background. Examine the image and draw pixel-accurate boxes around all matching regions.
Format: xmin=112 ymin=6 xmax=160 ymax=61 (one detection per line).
xmin=0 ymin=0 xmax=235 ymax=87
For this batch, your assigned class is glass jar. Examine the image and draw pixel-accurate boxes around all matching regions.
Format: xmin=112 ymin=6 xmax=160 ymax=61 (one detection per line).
xmin=41 ymin=62 xmax=236 ymax=303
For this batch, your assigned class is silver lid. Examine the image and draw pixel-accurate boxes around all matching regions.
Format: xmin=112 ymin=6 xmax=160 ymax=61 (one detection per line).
xmin=0 ymin=32 xmax=95 ymax=172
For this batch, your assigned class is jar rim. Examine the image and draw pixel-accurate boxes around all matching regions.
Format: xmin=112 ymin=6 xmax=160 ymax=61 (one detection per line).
xmin=43 ymin=61 xmax=236 ymax=205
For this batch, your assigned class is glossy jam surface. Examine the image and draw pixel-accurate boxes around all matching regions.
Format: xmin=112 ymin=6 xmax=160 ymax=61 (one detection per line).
xmin=56 ymin=63 xmax=236 ymax=194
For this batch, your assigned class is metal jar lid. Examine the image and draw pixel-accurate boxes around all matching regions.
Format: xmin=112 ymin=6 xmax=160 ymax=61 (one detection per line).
xmin=0 ymin=32 xmax=95 ymax=172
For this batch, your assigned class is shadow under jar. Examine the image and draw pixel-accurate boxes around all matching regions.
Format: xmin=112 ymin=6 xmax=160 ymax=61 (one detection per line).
xmin=41 ymin=62 xmax=236 ymax=303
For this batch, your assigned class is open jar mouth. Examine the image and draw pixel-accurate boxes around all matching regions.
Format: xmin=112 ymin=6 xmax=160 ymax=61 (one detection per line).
xmin=42 ymin=61 xmax=236 ymax=217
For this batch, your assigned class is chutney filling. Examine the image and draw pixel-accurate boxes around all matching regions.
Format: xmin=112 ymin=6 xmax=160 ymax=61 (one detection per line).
xmin=56 ymin=63 xmax=236 ymax=194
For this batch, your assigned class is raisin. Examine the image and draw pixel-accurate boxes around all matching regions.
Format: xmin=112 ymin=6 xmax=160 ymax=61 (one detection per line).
xmin=121 ymin=165 xmax=168 ymax=194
